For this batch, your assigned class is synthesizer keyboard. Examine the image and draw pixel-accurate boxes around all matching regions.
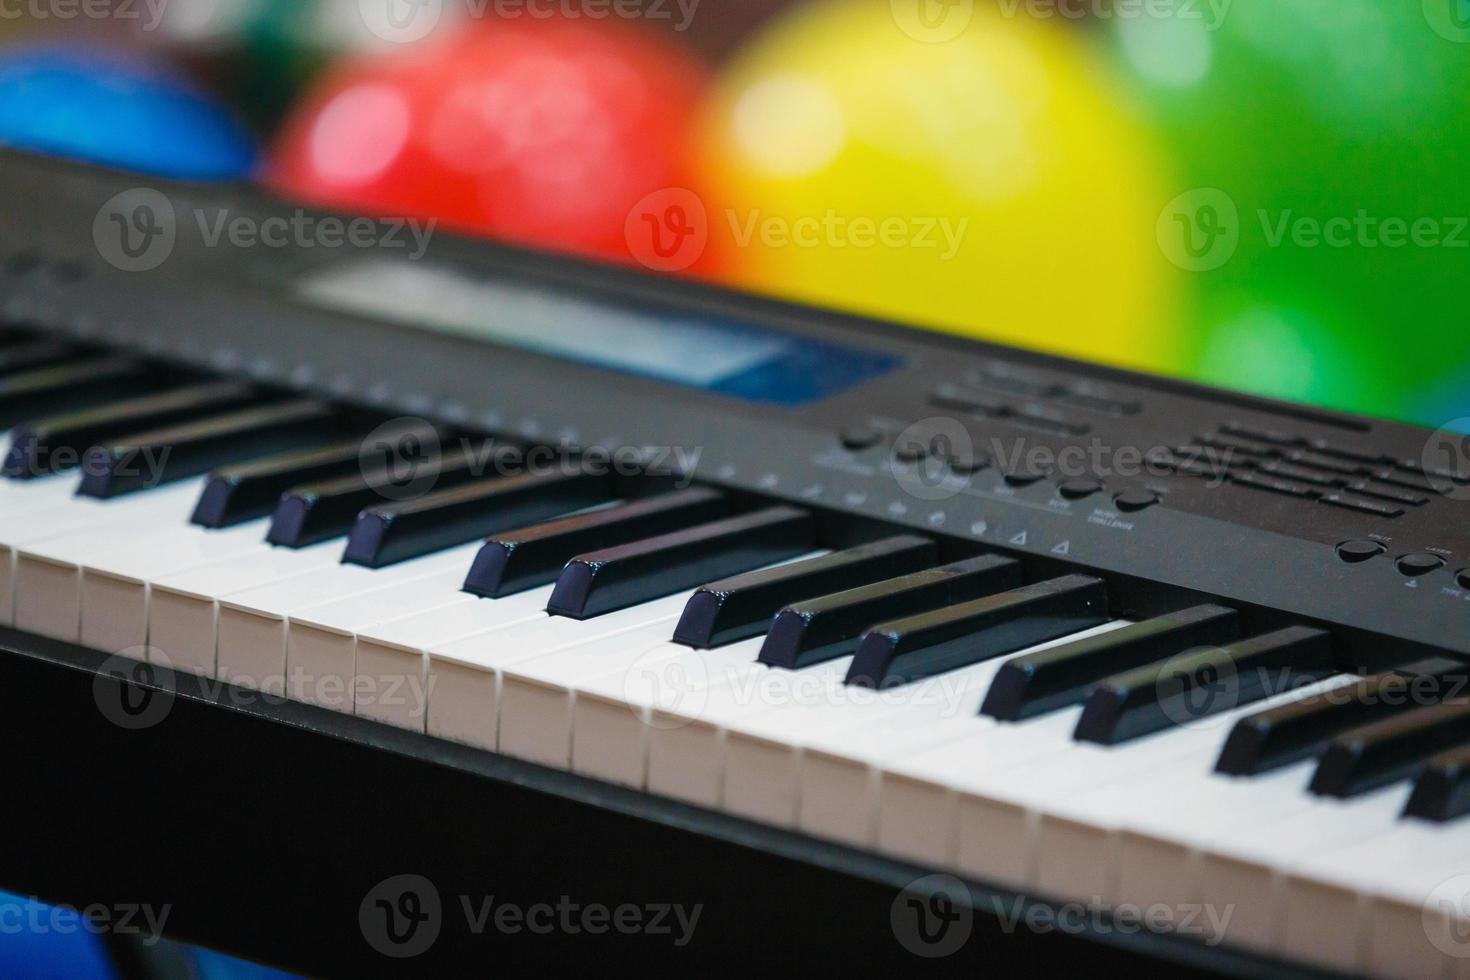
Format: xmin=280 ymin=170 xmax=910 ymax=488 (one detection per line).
xmin=2 ymin=150 xmax=1468 ymax=978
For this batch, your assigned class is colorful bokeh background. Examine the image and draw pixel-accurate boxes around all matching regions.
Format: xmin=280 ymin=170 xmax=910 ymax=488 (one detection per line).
xmin=1 ymin=0 xmax=1467 ymax=429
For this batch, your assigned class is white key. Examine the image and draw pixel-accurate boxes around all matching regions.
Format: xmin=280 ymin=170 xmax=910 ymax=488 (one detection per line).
xmin=14 ymin=515 xmax=266 ymax=643
xmin=788 ymin=622 xmax=1133 ymax=844
xmin=1354 ymin=826 xmax=1470 ymax=979
xmin=0 ymin=470 xmax=82 ymax=511
xmin=83 ymin=538 xmax=339 ymax=666
xmin=350 ymin=586 xmax=554 ymax=731
xmin=559 ymin=554 xmax=958 ymax=803
xmin=499 ymin=615 xmax=770 ymax=777
xmin=1 ymin=480 xmax=203 ymax=626
xmin=143 ymin=538 xmax=452 ymax=680
xmin=1034 ymin=675 xmax=1359 ymax=906
xmin=218 ymin=543 xmax=481 ymax=699
xmin=1197 ymin=783 xmax=1414 ymax=962
xmin=872 ymin=705 xmax=1086 ymax=869
xmin=568 ymin=636 xmax=776 ymax=792
xmin=426 ymin=588 xmax=703 ymax=756
xmin=1275 ymin=808 xmax=1466 ymax=977
xmin=281 ymin=547 xmax=487 ymax=713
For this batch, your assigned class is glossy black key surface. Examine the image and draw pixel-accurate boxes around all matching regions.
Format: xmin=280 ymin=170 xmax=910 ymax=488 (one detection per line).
xmin=0 ymin=340 xmax=74 ymax=377
xmin=5 ymin=381 xmax=259 ymax=479
xmin=672 ymin=535 xmax=937 ymax=649
xmin=191 ymin=435 xmax=413 ymax=528
xmin=463 ymin=487 xmax=728 ymax=598
xmin=846 ymin=574 xmax=1108 ymax=689
xmin=1216 ymin=658 xmax=1470 ymax=776
xmin=981 ymin=604 xmax=1240 ymax=721
xmin=343 ymin=470 xmax=612 ymax=569
xmin=78 ymin=400 xmax=339 ymax=498
xmin=546 ymin=506 xmax=813 ymax=620
xmin=1404 ymin=745 xmax=1470 ymax=822
xmin=0 ymin=358 xmax=153 ymax=427
xmin=1310 ymin=700 xmax=1470 ymax=799
xmin=758 ymin=555 xmax=1022 ymax=670
xmin=1074 ymin=626 xmax=1334 ymax=746
xmin=268 ymin=442 xmax=499 ymax=547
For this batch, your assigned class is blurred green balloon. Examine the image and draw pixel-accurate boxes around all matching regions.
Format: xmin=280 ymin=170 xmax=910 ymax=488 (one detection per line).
xmin=147 ymin=0 xmax=465 ymax=128
xmin=1108 ymin=0 xmax=1470 ymax=425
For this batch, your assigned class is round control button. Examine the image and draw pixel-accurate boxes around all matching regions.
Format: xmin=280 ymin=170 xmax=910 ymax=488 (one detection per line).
xmin=1336 ymin=539 xmax=1384 ymax=564
xmin=1396 ymin=552 xmax=1446 ymax=577
xmin=1002 ymin=466 xmax=1046 ymax=487
xmin=839 ymin=425 xmax=882 ymax=451
xmin=943 ymin=448 xmax=990 ymax=474
xmin=893 ymin=439 xmax=929 ymax=463
xmin=1058 ymin=478 xmax=1102 ymax=500
xmin=1114 ymin=490 xmax=1159 ymax=513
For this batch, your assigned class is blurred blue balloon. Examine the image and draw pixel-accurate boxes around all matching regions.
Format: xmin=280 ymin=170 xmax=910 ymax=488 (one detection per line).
xmin=0 ymin=43 xmax=256 ymax=180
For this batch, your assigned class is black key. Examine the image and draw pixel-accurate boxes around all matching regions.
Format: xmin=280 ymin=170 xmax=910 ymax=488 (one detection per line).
xmin=0 ymin=340 xmax=74 ymax=378
xmin=191 ymin=434 xmax=424 ymax=528
xmin=1074 ymin=626 xmax=1334 ymax=746
xmin=672 ymin=535 xmax=937 ymax=649
xmin=0 ymin=358 xmax=154 ymax=427
xmin=546 ymin=506 xmax=813 ymax=620
xmin=1404 ymin=745 xmax=1470 ymax=822
xmin=5 ymin=381 xmax=259 ymax=479
xmin=1310 ymin=700 xmax=1470 ymax=799
xmin=846 ymin=574 xmax=1108 ymax=689
xmin=981 ymin=604 xmax=1240 ymax=721
xmin=758 ymin=555 xmax=1022 ymax=670
xmin=78 ymin=400 xmax=340 ymax=498
xmin=1216 ymin=658 xmax=1470 ymax=776
xmin=464 ymin=487 xmax=728 ymax=598
xmin=343 ymin=470 xmax=612 ymax=569
xmin=268 ymin=442 xmax=500 ymax=547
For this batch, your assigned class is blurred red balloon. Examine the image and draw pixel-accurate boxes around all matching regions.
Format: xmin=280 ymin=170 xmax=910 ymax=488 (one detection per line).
xmin=267 ymin=18 xmax=717 ymax=272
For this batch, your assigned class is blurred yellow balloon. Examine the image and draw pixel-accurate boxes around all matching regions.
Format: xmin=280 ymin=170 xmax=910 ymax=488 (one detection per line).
xmin=699 ymin=0 xmax=1178 ymax=370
